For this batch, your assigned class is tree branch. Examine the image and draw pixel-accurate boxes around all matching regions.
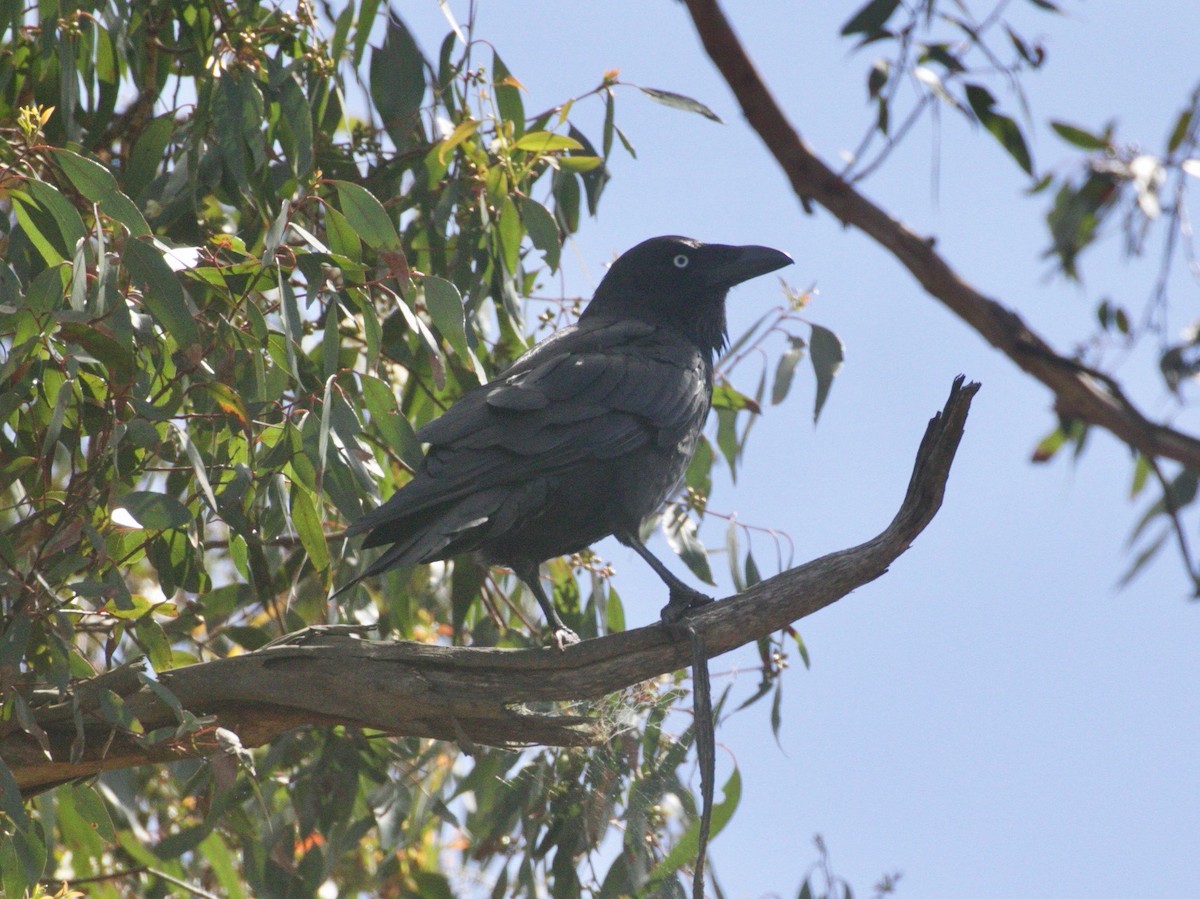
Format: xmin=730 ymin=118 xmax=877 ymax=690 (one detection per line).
xmin=5 ymin=378 xmax=979 ymax=796
xmin=681 ymin=0 xmax=1200 ymax=471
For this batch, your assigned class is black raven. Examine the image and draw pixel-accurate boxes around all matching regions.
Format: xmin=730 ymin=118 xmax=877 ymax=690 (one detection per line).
xmin=338 ymin=236 xmax=792 ymax=647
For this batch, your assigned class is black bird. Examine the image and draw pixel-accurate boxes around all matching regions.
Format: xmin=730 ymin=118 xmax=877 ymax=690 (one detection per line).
xmin=338 ymin=236 xmax=792 ymax=647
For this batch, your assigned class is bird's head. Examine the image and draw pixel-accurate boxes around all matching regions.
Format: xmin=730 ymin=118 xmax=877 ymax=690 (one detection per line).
xmin=584 ymin=236 xmax=793 ymax=356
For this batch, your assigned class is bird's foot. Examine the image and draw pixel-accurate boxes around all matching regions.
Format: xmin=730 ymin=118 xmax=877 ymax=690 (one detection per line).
xmin=660 ymin=587 xmax=715 ymax=625
xmin=550 ymin=625 xmax=581 ymax=651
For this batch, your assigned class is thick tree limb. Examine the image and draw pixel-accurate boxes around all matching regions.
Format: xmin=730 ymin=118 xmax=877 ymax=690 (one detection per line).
xmin=682 ymin=0 xmax=1200 ymax=471
xmin=5 ymin=379 xmax=979 ymax=796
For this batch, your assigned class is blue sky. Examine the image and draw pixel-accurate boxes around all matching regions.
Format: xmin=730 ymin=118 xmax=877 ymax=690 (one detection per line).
xmin=398 ymin=3 xmax=1200 ymax=895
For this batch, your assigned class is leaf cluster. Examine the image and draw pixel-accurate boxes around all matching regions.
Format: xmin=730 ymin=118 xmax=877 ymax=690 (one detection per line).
xmin=0 ymin=2 xmax=818 ymax=896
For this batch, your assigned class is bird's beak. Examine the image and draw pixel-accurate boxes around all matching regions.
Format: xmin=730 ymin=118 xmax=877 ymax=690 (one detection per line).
xmin=704 ymin=244 xmax=794 ymax=289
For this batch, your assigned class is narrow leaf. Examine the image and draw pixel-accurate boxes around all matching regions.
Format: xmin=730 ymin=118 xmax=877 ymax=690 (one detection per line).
xmin=115 ymin=492 xmax=192 ymax=530
xmin=638 ymin=86 xmax=723 ymax=123
xmin=332 ymin=180 xmax=401 ymax=251
xmin=1050 ymin=120 xmax=1109 ymax=151
xmin=841 ymin=0 xmax=902 ymax=36
xmin=512 ymin=131 xmax=583 ymax=152
xmin=291 ymin=486 xmax=330 ymax=571
xmin=124 ymin=238 xmax=198 ymax=347
xmin=518 ymin=196 xmax=561 ymax=271
xmin=809 ymin=324 xmax=844 ymax=423
xmin=772 ymin=337 xmax=807 ymax=405
xmin=52 ymin=148 xmax=150 ymax=236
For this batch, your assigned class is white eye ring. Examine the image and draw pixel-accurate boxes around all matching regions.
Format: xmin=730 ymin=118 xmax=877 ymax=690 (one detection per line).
xmin=673 ymin=254 xmax=690 ymax=268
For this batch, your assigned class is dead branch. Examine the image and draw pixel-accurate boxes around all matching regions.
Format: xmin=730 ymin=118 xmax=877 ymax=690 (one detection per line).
xmin=5 ymin=378 xmax=979 ymax=796
xmin=682 ymin=0 xmax=1200 ymax=471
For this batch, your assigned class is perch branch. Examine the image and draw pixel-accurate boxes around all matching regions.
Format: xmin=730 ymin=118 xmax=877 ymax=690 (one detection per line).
xmin=5 ymin=378 xmax=979 ymax=796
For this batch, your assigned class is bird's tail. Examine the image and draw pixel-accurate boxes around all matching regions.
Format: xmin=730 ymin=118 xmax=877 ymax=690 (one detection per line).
xmin=328 ymin=493 xmax=507 ymax=602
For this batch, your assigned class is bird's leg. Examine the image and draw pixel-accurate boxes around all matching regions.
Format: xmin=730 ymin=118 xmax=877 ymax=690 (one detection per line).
xmin=513 ymin=562 xmax=580 ymax=651
xmin=621 ymin=535 xmax=715 ymax=624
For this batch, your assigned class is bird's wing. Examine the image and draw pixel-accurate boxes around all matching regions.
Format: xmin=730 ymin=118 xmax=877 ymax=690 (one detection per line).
xmin=348 ymin=317 xmax=710 ymax=544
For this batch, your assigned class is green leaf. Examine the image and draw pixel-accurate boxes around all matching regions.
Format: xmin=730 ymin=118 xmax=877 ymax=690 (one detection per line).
xmin=1050 ymin=120 xmax=1109 ymax=151
xmin=647 ymin=767 xmax=742 ymax=884
xmin=1 ymin=830 xmax=33 ymax=898
xmin=712 ymin=383 xmax=760 ymax=413
xmin=518 ymin=196 xmax=561 ymax=271
xmin=361 ymin=375 xmax=423 ymax=470
xmin=66 ymin=787 xmax=115 ymax=840
xmin=101 ymin=593 xmax=153 ymax=620
xmin=135 ymin=619 xmax=174 ymax=670
xmin=493 ymin=51 xmax=525 ymax=138
xmin=123 ymin=238 xmax=199 ymax=347
xmin=809 ymin=323 xmax=844 ymax=423
xmin=841 ymin=0 xmax=902 ymax=36
xmin=52 ymin=148 xmax=150 ymax=236
xmin=324 ymin=205 xmax=362 ymax=262
xmin=638 ymin=86 xmax=723 ymax=123
xmin=685 ymin=434 xmax=713 ymax=498
xmin=512 ymin=131 xmax=584 ymax=153
xmin=170 ymin=421 xmax=219 ymax=514
xmin=10 ymin=180 xmax=87 ymax=266
xmin=1167 ymin=109 xmax=1193 ymax=154
xmin=715 ymin=406 xmax=739 ymax=480
xmin=663 ymin=514 xmax=715 ymax=586
xmin=1130 ymin=454 xmax=1152 ymax=499
xmin=199 ymin=832 xmax=248 ymax=899
xmin=0 ymin=756 xmax=31 ymax=832
xmin=333 ymin=180 xmax=402 ymax=252
xmin=291 ymin=486 xmax=330 ymax=571
xmin=116 ymin=491 xmax=192 ymax=530
xmin=213 ymin=71 xmax=262 ymax=195
xmin=965 ymin=84 xmax=1034 ymax=175
xmin=497 ymin=196 xmax=522 ymax=275
xmin=57 ymin=321 xmax=137 ymax=384
xmin=553 ymin=170 xmax=580 ymax=234
xmin=556 ymin=155 xmax=603 ymax=172
xmin=772 ymin=336 xmax=807 ymax=405
xmin=726 ymin=518 xmax=744 ymax=592
xmin=98 ymin=688 xmax=143 ymax=734
xmin=744 ymin=550 xmax=762 ymax=588
xmin=1119 ymin=529 xmax=1168 ymax=588
xmin=370 ymin=13 xmax=427 ymax=151
xmin=125 ymin=113 xmax=175 ymax=198
xmin=423 ymin=275 xmax=471 ymax=361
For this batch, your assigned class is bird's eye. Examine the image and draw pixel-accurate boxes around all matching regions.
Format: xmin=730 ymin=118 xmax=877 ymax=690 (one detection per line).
xmin=673 ymin=254 xmax=690 ymax=269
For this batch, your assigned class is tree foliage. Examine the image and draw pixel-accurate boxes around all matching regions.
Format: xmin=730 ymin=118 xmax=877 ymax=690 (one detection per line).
xmin=0 ymin=1 xmax=833 ymax=896
xmin=5 ymin=0 xmax=1194 ymax=895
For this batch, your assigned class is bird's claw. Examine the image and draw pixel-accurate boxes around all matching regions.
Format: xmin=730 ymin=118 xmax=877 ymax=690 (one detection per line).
xmin=551 ymin=626 xmax=581 ymax=651
xmin=659 ymin=587 xmax=714 ymax=625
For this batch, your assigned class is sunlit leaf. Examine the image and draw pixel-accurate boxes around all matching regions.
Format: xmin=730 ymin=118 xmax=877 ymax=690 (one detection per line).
xmin=663 ymin=514 xmax=715 ymax=586
xmin=332 ymin=180 xmax=402 ymax=252
xmin=115 ymin=492 xmax=192 ymax=530
xmin=291 ymin=486 xmax=330 ymax=571
xmin=512 ymin=131 xmax=584 ymax=153
xmin=52 ymin=148 xmax=150 ymax=236
xmin=124 ymin=237 xmax=198 ymax=347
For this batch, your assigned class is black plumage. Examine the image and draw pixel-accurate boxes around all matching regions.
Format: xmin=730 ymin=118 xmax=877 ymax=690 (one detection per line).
xmin=338 ymin=236 xmax=793 ymax=647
